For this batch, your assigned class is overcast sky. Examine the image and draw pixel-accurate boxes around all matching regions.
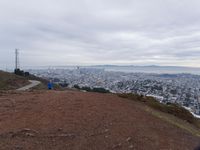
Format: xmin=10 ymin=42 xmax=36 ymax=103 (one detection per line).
xmin=0 ymin=0 xmax=200 ymax=69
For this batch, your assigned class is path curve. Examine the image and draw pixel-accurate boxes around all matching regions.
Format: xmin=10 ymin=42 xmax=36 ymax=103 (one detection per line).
xmin=16 ymin=80 xmax=41 ymax=91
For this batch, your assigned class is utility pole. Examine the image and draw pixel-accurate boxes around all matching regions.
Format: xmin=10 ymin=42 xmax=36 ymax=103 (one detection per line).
xmin=15 ymin=49 xmax=19 ymax=70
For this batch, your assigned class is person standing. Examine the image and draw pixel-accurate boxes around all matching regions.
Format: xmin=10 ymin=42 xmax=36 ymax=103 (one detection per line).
xmin=48 ymin=81 xmax=53 ymax=90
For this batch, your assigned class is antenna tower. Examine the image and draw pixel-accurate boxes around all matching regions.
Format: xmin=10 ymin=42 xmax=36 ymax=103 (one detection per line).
xmin=15 ymin=49 xmax=19 ymax=70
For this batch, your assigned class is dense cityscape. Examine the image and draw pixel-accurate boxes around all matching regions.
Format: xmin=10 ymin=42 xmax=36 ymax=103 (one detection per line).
xmin=28 ymin=67 xmax=200 ymax=116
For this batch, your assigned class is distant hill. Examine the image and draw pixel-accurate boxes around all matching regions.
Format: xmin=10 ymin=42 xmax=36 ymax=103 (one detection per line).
xmin=90 ymin=65 xmax=200 ymax=74
xmin=40 ymin=65 xmax=200 ymax=74
xmin=0 ymin=70 xmax=29 ymax=90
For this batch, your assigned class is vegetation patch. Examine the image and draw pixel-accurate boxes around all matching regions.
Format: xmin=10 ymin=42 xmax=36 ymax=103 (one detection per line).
xmin=0 ymin=71 xmax=29 ymax=90
xmin=118 ymin=93 xmax=200 ymax=128
xmin=74 ymin=85 xmax=110 ymax=93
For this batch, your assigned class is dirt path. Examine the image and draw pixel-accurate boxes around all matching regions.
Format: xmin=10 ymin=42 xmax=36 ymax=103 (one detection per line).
xmin=0 ymin=90 xmax=199 ymax=150
xmin=16 ymin=80 xmax=41 ymax=91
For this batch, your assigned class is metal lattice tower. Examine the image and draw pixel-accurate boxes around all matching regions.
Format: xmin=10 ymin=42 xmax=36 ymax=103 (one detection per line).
xmin=15 ymin=49 xmax=19 ymax=70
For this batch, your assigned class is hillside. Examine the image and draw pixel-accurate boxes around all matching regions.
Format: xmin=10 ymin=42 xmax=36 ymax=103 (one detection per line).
xmin=0 ymin=71 xmax=30 ymax=90
xmin=0 ymin=90 xmax=200 ymax=150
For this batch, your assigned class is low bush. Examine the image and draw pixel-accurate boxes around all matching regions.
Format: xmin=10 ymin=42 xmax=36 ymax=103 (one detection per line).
xmin=118 ymin=93 xmax=198 ymax=125
xmin=73 ymin=85 xmax=110 ymax=93
xmin=74 ymin=84 xmax=80 ymax=89
xmin=92 ymin=87 xmax=110 ymax=93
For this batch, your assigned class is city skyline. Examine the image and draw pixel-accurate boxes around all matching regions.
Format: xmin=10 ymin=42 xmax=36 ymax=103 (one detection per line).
xmin=0 ymin=0 xmax=200 ymax=68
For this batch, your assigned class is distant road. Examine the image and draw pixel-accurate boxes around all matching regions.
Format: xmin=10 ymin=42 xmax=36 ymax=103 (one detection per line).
xmin=16 ymin=80 xmax=41 ymax=91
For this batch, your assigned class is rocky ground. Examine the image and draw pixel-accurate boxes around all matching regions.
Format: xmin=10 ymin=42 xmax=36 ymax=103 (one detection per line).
xmin=0 ymin=90 xmax=200 ymax=150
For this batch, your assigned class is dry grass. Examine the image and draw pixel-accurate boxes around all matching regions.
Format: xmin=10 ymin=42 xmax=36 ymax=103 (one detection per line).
xmin=118 ymin=93 xmax=200 ymax=129
xmin=0 ymin=71 xmax=29 ymax=90
xmin=145 ymin=106 xmax=200 ymax=137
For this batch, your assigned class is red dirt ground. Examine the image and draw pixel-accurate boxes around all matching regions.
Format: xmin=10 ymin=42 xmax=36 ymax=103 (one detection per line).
xmin=0 ymin=90 xmax=200 ymax=150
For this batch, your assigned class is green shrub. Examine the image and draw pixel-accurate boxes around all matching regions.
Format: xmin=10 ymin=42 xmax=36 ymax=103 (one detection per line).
xmin=81 ymin=86 xmax=92 ymax=92
xmin=74 ymin=85 xmax=110 ymax=93
xmin=74 ymin=84 xmax=80 ymax=89
xmin=92 ymin=87 xmax=110 ymax=93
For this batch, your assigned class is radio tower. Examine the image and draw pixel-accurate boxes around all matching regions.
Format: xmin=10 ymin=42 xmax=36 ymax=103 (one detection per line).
xmin=15 ymin=49 xmax=19 ymax=70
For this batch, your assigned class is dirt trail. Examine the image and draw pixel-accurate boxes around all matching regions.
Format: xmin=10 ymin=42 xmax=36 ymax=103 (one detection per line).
xmin=0 ymin=90 xmax=199 ymax=150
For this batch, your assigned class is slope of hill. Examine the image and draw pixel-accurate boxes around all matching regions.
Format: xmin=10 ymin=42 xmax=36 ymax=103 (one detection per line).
xmin=0 ymin=90 xmax=200 ymax=150
xmin=0 ymin=71 xmax=30 ymax=90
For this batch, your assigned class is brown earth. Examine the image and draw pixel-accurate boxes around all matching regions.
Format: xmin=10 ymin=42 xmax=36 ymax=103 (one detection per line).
xmin=0 ymin=90 xmax=200 ymax=150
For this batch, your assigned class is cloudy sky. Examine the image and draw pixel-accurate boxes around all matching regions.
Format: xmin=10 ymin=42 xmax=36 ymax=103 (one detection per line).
xmin=0 ymin=0 xmax=200 ymax=69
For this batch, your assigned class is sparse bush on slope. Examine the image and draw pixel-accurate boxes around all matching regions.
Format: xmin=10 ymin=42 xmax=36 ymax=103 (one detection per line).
xmin=0 ymin=71 xmax=29 ymax=90
xmin=118 ymin=93 xmax=199 ymax=126
xmin=74 ymin=85 xmax=110 ymax=93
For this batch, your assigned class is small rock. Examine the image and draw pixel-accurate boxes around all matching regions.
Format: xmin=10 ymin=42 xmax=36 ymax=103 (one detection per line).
xmin=104 ymin=129 xmax=109 ymax=132
xmin=112 ymin=143 xmax=122 ymax=149
xmin=129 ymin=145 xmax=134 ymax=149
xmin=57 ymin=128 xmax=63 ymax=132
xmin=126 ymin=137 xmax=132 ymax=142
xmin=25 ymin=133 xmax=35 ymax=137
xmin=15 ymin=145 xmax=23 ymax=150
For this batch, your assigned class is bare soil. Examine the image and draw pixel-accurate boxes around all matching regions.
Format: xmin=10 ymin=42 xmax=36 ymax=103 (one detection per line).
xmin=0 ymin=90 xmax=199 ymax=150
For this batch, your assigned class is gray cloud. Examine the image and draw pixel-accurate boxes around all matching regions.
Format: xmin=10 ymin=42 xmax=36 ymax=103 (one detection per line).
xmin=0 ymin=0 xmax=200 ymax=69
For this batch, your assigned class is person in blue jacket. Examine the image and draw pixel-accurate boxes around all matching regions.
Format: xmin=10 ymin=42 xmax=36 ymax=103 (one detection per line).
xmin=48 ymin=81 xmax=53 ymax=90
